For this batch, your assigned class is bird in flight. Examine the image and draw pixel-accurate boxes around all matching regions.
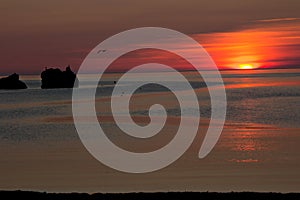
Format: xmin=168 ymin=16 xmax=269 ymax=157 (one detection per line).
xmin=97 ymin=49 xmax=107 ymax=54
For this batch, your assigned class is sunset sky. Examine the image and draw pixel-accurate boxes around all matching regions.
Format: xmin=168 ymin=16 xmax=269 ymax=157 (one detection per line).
xmin=1 ymin=0 xmax=300 ymax=74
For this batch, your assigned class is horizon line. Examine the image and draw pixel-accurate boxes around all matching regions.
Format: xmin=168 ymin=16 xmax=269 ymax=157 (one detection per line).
xmin=0 ymin=66 xmax=300 ymax=76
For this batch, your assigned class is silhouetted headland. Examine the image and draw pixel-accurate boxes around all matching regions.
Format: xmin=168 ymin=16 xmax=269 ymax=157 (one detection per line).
xmin=41 ymin=66 xmax=77 ymax=89
xmin=0 ymin=73 xmax=27 ymax=90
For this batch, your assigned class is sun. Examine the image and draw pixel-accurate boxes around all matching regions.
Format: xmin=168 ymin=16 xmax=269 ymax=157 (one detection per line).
xmin=239 ymin=64 xmax=255 ymax=70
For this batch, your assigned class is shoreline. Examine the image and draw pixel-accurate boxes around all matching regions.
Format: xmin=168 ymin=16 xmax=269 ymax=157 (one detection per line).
xmin=1 ymin=191 xmax=300 ymax=200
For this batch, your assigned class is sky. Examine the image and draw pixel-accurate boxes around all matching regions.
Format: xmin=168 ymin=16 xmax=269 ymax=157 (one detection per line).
xmin=0 ymin=0 xmax=300 ymax=74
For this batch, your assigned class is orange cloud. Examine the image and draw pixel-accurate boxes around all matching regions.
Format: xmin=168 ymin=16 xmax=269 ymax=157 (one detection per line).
xmin=193 ymin=20 xmax=300 ymax=69
xmin=257 ymin=18 xmax=299 ymax=23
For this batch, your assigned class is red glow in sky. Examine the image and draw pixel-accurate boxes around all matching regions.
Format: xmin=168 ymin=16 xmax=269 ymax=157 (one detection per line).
xmin=107 ymin=19 xmax=300 ymax=72
xmin=196 ymin=19 xmax=300 ymax=70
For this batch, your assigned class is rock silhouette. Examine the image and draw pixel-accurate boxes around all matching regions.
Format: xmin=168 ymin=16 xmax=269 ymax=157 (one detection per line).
xmin=0 ymin=73 xmax=27 ymax=89
xmin=41 ymin=66 xmax=77 ymax=89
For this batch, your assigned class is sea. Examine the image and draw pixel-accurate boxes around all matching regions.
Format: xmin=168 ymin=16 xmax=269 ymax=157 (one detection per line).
xmin=0 ymin=68 xmax=299 ymax=193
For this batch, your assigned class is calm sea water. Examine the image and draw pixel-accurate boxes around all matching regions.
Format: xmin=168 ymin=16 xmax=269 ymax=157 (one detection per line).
xmin=0 ymin=69 xmax=299 ymax=142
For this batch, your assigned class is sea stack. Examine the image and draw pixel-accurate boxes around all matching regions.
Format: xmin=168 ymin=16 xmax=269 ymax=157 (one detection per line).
xmin=0 ymin=73 xmax=27 ymax=89
xmin=41 ymin=66 xmax=77 ymax=89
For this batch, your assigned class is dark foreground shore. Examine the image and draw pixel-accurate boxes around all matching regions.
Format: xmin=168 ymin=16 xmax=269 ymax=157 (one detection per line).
xmin=1 ymin=191 xmax=300 ymax=200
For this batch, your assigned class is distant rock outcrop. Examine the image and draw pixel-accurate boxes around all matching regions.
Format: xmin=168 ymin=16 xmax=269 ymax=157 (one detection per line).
xmin=41 ymin=66 xmax=77 ymax=89
xmin=0 ymin=73 xmax=27 ymax=89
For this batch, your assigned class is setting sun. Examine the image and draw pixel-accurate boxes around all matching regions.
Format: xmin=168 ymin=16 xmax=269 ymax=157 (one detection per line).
xmin=239 ymin=64 xmax=255 ymax=69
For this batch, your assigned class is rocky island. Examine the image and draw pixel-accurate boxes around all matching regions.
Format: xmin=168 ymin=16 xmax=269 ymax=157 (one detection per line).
xmin=41 ymin=66 xmax=77 ymax=89
xmin=0 ymin=73 xmax=27 ymax=90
